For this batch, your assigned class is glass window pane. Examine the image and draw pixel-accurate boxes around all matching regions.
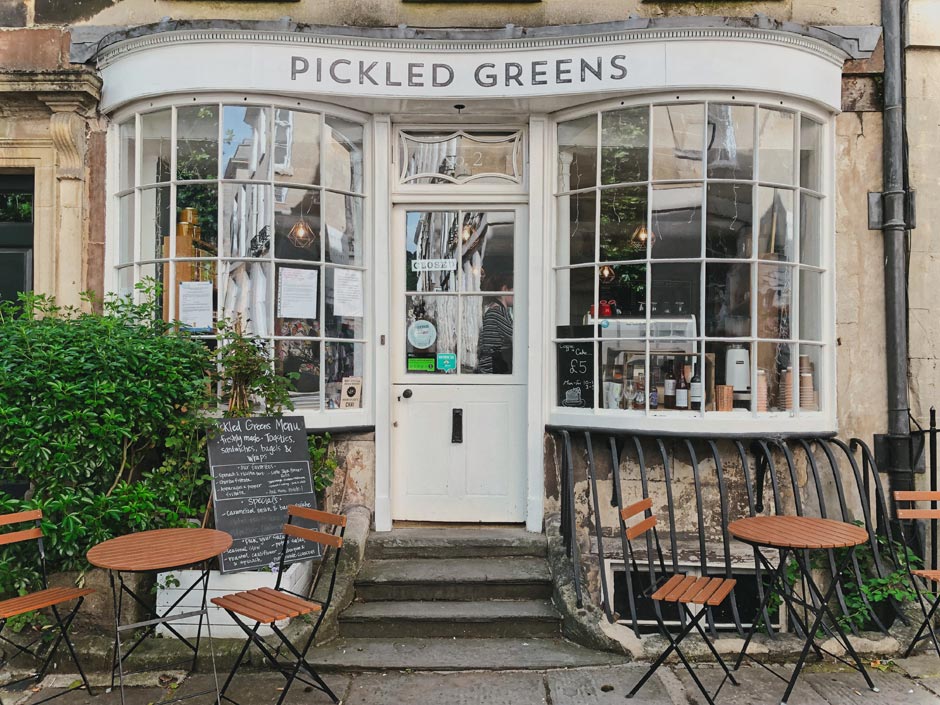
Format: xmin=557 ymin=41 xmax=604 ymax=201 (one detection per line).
xmin=757 ymin=187 xmax=795 ymax=262
xmin=140 ymin=110 xmax=171 ymax=185
xmin=706 ymin=183 xmax=753 ymax=258
xmin=555 ymin=267 xmax=594 ymax=337
xmin=325 ymin=117 xmax=365 ymax=192
xmin=758 ymin=108 xmax=795 ymax=185
xmin=650 ymin=184 xmax=703 ymax=259
xmin=800 ymin=116 xmax=822 ymax=191
xmin=757 ymin=262 xmax=792 ymax=339
xmin=274 ymin=187 xmax=320 ymax=262
xmin=800 ymin=194 xmax=822 ymax=267
xmin=324 ymin=191 xmax=363 ymax=266
xmin=650 ymin=262 xmax=700 ymax=324
xmin=119 ymin=120 xmax=136 ymax=190
xmin=222 ymin=105 xmax=269 ymax=180
xmin=406 ymin=211 xmax=458 ymax=293
xmin=176 ymin=184 xmax=218 ymax=257
xmin=600 ymin=186 xmax=646 ymax=262
xmin=558 ymin=115 xmax=597 ymax=191
xmin=556 ymin=341 xmax=595 ymax=408
xmin=400 ymin=130 xmax=522 ymax=185
xmin=705 ymin=262 xmax=751 ymax=337
xmin=140 ymin=262 xmax=167 ymax=320
xmin=707 ymin=104 xmax=754 ymax=180
xmin=798 ymin=345 xmax=822 ymax=411
xmin=325 ymin=342 xmax=364 ymax=408
xmin=173 ymin=260 xmax=216 ymax=327
xmin=276 ymin=339 xmax=320 ymax=408
xmin=220 ymin=259 xmax=272 ymax=337
xmin=756 ymin=341 xmax=793 ymax=412
xmin=466 ymin=294 xmax=514 ymax=375
xmin=652 ymin=104 xmax=704 ymax=181
xmin=709 ymin=341 xmax=753 ymax=411
xmin=139 ymin=186 xmax=170 ymax=261
xmin=326 ymin=266 xmax=365 ymax=339
xmin=275 ymin=263 xmax=320 ymax=337
xmin=177 ymin=105 xmax=219 ymax=181
xmin=799 ymin=269 xmax=823 ymax=341
xmin=116 ymin=266 xmax=134 ymax=299
xmin=222 ymin=183 xmax=270 ymax=258
xmin=118 ymin=193 xmax=135 ymax=264
xmin=405 ymin=294 xmax=456 ymax=374
xmin=273 ymin=109 xmax=320 ymax=186
xmin=556 ymin=190 xmax=595 ymax=267
xmin=467 ymin=211 xmax=514 ymax=292
xmin=598 ymin=263 xmax=646 ymax=321
xmin=601 ymin=340 xmax=647 ymax=410
xmin=601 ymin=107 xmax=649 ymax=185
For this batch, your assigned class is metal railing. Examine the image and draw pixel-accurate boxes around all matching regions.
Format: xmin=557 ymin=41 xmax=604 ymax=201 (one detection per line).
xmin=550 ymin=427 xmax=902 ymax=638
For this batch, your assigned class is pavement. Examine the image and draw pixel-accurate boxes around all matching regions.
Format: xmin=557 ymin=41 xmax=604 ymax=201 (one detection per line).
xmin=5 ymin=654 xmax=940 ymax=705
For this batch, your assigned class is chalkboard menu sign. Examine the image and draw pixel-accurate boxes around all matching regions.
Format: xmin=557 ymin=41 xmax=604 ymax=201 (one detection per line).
xmin=207 ymin=416 xmax=321 ymax=573
xmin=557 ymin=341 xmax=594 ymax=408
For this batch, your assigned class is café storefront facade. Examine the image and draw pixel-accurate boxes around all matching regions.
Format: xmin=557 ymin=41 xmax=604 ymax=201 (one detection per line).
xmin=86 ymin=21 xmax=876 ymax=535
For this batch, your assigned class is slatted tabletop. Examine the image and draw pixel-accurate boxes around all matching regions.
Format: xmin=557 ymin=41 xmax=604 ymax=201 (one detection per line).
xmin=87 ymin=528 xmax=233 ymax=572
xmin=728 ymin=515 xmax=869 ymax=550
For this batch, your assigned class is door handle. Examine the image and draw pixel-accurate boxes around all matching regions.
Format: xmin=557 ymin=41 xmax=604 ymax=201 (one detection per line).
xmin=398 ymin=388 xmax=413 ymax=402
xmin=452 ymin=408 xmax=463 ymax=443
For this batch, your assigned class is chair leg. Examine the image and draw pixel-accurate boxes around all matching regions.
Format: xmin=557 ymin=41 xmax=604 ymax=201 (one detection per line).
xmin=217 ymin=619 xmax=258 ymax=704
xmin=905 ymin=585 xmax=940 ymax=658
xmin=50 ymin=602 xmax=94 ymax=695
xmin=690 ymin=606 xmax=739 ymax=687
xmin=270 ymin=623 xmax=339 ymax=704
xmin=627 ymin=606 xmax=705 ymax=700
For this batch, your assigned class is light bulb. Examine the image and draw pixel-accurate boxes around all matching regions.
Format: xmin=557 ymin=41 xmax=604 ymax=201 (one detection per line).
xmin=599 ymin=264 xmax=616 ymax=284
xmin=288 ymin=219 xmax=315 ymax=249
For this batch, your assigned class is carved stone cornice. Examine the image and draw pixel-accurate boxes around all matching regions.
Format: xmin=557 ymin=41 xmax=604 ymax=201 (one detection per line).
xmin=0 ymin=68 xmax=101 ymax=115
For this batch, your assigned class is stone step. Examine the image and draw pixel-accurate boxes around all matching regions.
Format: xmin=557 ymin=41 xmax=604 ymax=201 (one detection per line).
xmin=355 ymin=557 xmax=553 ymax=601
xmin=311 ymin=637 xmax=627 ymax=671
xmin=340 ymin=599 xmax=561 ymax=638
xmin=364 ymin=527 xmax=547 ymax=560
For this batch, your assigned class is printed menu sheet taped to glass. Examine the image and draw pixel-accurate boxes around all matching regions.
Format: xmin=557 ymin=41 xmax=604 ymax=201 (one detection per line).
xmin=207 ymin=416 xmax=320 ymax=573
xmin=278 ymin=267 xmax=318 ymax=320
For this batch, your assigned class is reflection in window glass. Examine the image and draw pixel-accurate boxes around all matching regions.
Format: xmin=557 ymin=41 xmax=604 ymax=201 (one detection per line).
xmin=176 ymin=184 xmax=219 ymax=256
xmin=326 ymin=117 xmax=365 ymax=192
xmin=177 ymin=105 xmax=219 ymax=181
xmin=276 ymin=338 xmax=320 ymax=406
xmin=326 ymin=267 xmax=365 ymax=339
xmin=273 ymin=110 xmax=321 ymax=185
xmin=406 ymin=211 xmax=458 ymax=293
xmin=405 ymin=294 xmax=456 ymax=374
xmin=140 ymin=110 xmax=171 ymax=185
xmin=119 ymin=121 xmax=136 ymax=191
xmin=222 ymin=183 xmax=270 ymax=258
xmin=118 ymin=194 xmax=135 ymax=264
xmin=400 ymin=130 xmax=523 ymax=185
xmin=325 ymin=342 xmax=364 ymax=408
xmin=274 ymin=188 xmax=321 ymax=262
xmin=324 ymin=191 xmax=363 ymax=266
xmin=222 ymin=105 xmax=269 ymax=180
xmin=554 ymin=98 xmax=829 ymax=419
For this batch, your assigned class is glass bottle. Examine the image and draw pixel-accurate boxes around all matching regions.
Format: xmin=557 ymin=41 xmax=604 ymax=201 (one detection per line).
xmin=690 ymin=362 xmax=703 ymax=410
xmin=676 ymin=365 xmax=690 ymax=410
xmin=664 ymin=365 xmax=677 ymax=409
xmin=632 ymin=375 xmax=646 ymax=411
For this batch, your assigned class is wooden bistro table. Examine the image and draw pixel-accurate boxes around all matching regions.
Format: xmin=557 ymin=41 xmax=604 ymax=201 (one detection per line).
xmin=728 ymin=516 xmax=878 ymax=705
xmin=87 ymin=528 xmax=232 ymax=705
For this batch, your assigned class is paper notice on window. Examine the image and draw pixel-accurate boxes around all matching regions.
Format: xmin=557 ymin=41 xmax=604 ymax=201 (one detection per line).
xmin=333 ymin=269 xmax=363 ymax=318
xmin=179 ymin=281 xmax=213 ymax=331
xmin=278 ymin=267 xmax=318 ymax=320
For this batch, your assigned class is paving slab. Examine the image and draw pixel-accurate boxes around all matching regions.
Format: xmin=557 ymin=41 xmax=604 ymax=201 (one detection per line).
xmin=312 ymin=638 xmax=628 ymax=671
xmin=168 ymin=673 xmax=351 ymax=705
xmin=672 ymin=663 xmax=828 ymax=705
xmin=344 ymin=670 xmax=547 ymax=705
xmin=545 ymin=664 xmax=672 ymax=705
xmin=803 ymin=668 xmax=940 ymax=704
xmin=899 ymin=654 xmax=940 ymax=679
xmin=5 ymin=684 xmax=166 ymax=705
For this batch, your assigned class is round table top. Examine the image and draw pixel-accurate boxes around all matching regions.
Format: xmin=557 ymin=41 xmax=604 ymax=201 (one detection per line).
xmin=87 ymin=528 xmax=233 ymax=572
xmin=728 ymin=515 xmax=869 ymax=550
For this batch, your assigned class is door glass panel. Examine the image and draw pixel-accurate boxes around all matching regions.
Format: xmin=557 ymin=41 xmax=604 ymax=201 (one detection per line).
xmin=406 ymin=211 xmax=458 ymax=293
xmin=466 ymin=211 xmax=514 ymax=292
xmin=465 ymin=294 xmax=514 ymax=375
xmin=405 ymin=294 xmax=457 ymax=374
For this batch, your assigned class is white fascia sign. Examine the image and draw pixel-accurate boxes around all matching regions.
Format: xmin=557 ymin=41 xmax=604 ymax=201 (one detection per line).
xmin=97 ymin=29 xmax=847 ymax=113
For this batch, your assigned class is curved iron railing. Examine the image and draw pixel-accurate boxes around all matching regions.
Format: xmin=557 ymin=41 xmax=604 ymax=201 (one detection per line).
xmin=549 ymin=428 xmax=903 ymax=638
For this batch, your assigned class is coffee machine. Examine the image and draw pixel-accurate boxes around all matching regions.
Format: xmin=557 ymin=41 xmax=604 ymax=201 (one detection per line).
xmin=725 ymin=345 xmax=751 ymax=407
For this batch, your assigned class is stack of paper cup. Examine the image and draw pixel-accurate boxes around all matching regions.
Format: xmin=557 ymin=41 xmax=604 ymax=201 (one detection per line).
xmin=756 ymin=369 xmax=768 ymax=412
xmin=800 ymin=372 xmax=815 ymax=410
xmin=782 ymin=367 xmax=793 ymax=410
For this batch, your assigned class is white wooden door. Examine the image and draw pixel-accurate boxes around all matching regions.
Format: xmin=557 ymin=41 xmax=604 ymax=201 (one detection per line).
xmin=391 ymin=206 xmax=527 ymax=522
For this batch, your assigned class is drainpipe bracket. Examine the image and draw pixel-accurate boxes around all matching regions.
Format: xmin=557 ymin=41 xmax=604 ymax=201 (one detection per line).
xmin=868 ymin=189 xmax=916 ymax=230
xmin=874 ymin=432 xmax=924 ymax=475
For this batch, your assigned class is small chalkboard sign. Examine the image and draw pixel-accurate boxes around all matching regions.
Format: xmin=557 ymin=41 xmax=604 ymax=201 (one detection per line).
xmin=207 ymin=416 xmax=321 ymax=574
xmin=557 ymin=341 xmax=595 ymax=408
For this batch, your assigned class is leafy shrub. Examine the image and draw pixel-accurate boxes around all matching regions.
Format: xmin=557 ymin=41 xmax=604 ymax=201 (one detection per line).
xmin=0 ymin=286 xmax=216 ymax=595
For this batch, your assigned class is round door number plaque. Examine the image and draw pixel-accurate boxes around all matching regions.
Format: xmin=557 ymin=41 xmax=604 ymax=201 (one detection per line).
xmin=407 ymin=319 xmax=437 ymax=349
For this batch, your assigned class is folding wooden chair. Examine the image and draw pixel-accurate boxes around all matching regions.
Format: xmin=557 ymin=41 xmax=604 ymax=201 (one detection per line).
xmin=621 ymin=498 xmax=738 ymax=705
xmin=212 ymin=506 xmax=345 ymax=705
xmin=0 ymin=509 xmax=94 ymax=701
xmin=894 ymin=490 xmax=940 ymax=658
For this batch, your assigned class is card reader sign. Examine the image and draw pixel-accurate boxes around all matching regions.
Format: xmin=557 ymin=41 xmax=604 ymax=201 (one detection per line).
xmin=412 ymin=259 xmax=457 ymax=272
xmin=436 ymin=353 xmax=457 ymax=371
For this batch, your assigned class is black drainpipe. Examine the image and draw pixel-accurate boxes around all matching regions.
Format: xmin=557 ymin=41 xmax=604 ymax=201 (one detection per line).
xmin=874 ymin=0 xmax=914 ymax=499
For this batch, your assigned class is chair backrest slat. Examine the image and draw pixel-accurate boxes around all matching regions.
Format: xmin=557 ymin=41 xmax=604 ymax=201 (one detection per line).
xmin=621 ymin=498 xmax=653 ymax=522
xmin=283 ymin=523 xmax=344 ymax=548
xmin=626 ymin=515 xmax=657 ymax=541
xmin=898 ymin=508 xmax=940 ymax=520
xmin=895 ymin=490 xmax=940 ymax=502
xmin=0 ymin=527 xmax=43 ymax=546
xmin=0 ymin=509 xmax=42 ymax=527
xmin=287 ymin=505 xmax=346 ymax=527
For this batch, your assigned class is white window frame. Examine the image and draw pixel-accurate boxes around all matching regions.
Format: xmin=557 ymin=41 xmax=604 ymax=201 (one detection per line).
xmin=105 ymin=92 xmax=374 ymax=431
xmin=547 ymin=90 xmax=837 ymax=436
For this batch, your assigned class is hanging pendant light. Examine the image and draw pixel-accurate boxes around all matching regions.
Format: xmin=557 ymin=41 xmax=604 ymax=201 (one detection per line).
xmin=288 ymin=219 xmax=316 ymax=249
xmin=599 ymin=264 xmax=616 ymax=285
xmin=632 ymin=224 xmax=651 ymax=246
